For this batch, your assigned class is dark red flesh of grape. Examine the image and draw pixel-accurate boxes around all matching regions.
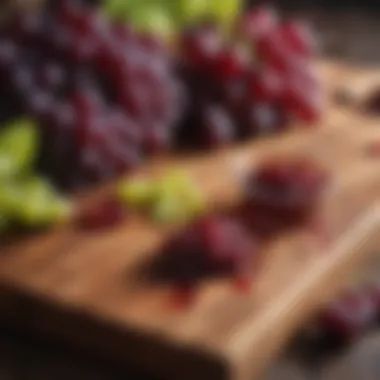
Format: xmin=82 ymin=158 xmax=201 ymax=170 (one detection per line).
xmin=242 ymin=158 xmax=328 ymax=234
xmin=363 ymin=88 xmax=380 ymax=114
xmin=316 ymin=290 xmax=377 ymax=345
xmin=154 ymin=216 xmax=254 ymax=285
xmin=77 ymin=196 xmax=126 ymax=230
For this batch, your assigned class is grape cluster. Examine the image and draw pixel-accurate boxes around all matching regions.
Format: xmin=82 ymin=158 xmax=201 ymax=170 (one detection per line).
xmin=175 ymin=7 xmax=321 ymax=149
xmin=0 ymin=0 xmax=182 ymax=190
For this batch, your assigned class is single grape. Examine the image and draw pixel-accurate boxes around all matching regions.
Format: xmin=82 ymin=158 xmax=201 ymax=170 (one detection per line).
xmin=280 ymin=21 xmax=318 ymax=57
xmin=152 ymin=194 xmax=188 ymax=223
xmin=206 ymin=0 xmax=241 ymax=27
xmin=0 ymin=119 xmax=39 ymax=180
xmin=200 ymin=105 xmax=235 ymax=148
xmin=103 ymin=0 xmax=131 ymax=20
xmin=239 ymin=6 xmax=278 ymax=41
xmin=117 ymin=177 xmax=154 ymax=206
xmin=10 ymin=177 xmax=72 ymax=227
xmin=178 ymin=0 xmax=209 ymax=24
xmin=0 ymin=214 xmax=9 ymax=233
xmin=0 ymin=39 xmax=18 ymax=72
xmin=128 ymin=5 xmax=175 ymax=38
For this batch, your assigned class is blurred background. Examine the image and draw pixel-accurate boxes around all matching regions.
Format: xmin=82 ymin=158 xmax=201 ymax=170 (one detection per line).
xmin=1 ymin=1 xmax=380 ymax=380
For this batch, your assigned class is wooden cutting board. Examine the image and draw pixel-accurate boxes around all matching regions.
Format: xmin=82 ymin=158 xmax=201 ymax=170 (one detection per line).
xmin=1 ymin=60 xmax=380 ymax=380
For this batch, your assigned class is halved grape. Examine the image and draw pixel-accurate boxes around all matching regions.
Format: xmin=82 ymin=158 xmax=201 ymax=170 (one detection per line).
xmin=0 ymin=119 xmax=38 ymax=180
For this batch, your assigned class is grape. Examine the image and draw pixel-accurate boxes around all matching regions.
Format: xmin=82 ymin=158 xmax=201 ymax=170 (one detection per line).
xmin=117 ymin=177 xmax=154 ymax=206
xmin=0 ymin=214 xmax=9 ymax=232
xmin=103 ymin=0 xmax=131 ymax=20
xmin=0 ymin=182 xmax=22 ymax=216
xmin=0 ymin=119 xmax=38 ymax=180
xmin=9 ymin=177 xmax=72 ymax=227
xmin=128 ymin=5 xmax=174 ymax=38
xmin=206 ymin=0 xmax=241 ymax=27
xmin=178 ymin=0 xmax=209 ymax=24
xmin=175 ymin=7 xmax=322 ymax=151
xmin=152 ymin=194 xmax=188 ymax=223
xmin=154 ymin=170 xmax=206 ymax=221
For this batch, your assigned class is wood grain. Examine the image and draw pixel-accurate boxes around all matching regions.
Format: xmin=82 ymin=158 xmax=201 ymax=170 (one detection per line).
xmin=1 ymin=61 xmax=380 ymax=380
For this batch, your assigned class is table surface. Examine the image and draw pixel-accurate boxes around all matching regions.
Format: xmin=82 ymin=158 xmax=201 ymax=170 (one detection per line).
xmin=2 ymin=9 xmax=380 ymax=380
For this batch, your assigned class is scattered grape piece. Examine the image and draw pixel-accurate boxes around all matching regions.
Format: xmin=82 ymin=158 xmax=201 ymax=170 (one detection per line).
xmin=77 ymin=196 xmax=126 ymax=230
xmin=233 ymin=274 xmax=252 ymax=294
xmin=156 ymin=215 xmax=254 ymax=283
xmin=242 ymin=157 xmax=328 ymax=235
xmin=363 ymin=87 xmax=380 ymax=114
xmin=168 ymin=285 xmax=198 ymax=309
xmin=315 ymin=289 xmax=377 ymax=345
xmin=365 ymin=140 xmax=380 ymax=157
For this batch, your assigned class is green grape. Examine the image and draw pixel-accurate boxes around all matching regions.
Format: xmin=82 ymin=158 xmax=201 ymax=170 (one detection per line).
xmin=152 ymin=195 xmax=187 ymax=223
xmin=9 ymin=177 xmax=71 ymax=227
xmin=103 ymin=0 xmax=131 ymax=19
xmin=177 ymin=0 xmax=210 ymax=24
xmin=0 ymin=119 xmax=38 ymax=180
xmin=128 ymin=4 xmax=175 ymax=37
xmin=154 ymin=170 xmax=189 ymax=196
xmin=154 ymin=170 xmax=206 ymax=222
xmin=0 ymin=214 xmax=9 ymax=232
xmin=0 ymin=182 xmax=23 ymax=216
xmin=206 ymin=0 xmax=241 ymax=26
xmin=117 ymin=177 xmax=154 ymax=207
xmin=181 ymin=185 xmax=206 ymax=217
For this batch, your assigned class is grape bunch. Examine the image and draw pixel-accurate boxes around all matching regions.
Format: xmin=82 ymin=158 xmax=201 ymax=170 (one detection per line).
xmin=0 ymin=0 xmax=183 ymax=190
xmin=175 ymin=7 xmax=321 ymax=149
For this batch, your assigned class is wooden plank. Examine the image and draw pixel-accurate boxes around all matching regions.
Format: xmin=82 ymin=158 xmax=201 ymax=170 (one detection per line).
xmin=1 ymin=61 xmax=380 ymax=380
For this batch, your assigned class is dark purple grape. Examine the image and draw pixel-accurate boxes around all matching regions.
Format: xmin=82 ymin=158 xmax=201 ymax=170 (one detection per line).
xmin=10 ymin=64 xmax=35 ymax=93
xmin=200 ymin=105 xmax=235 ymax=148
xmin=24 ymin=89 xmax=55 ymax=123
xmin=0 ymin=39 xmax=18 ymax=72
xmin=38 ymin=62 xmax=67 ymax=93
xmin=155 ymin=216 xmax=253 ymax=284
